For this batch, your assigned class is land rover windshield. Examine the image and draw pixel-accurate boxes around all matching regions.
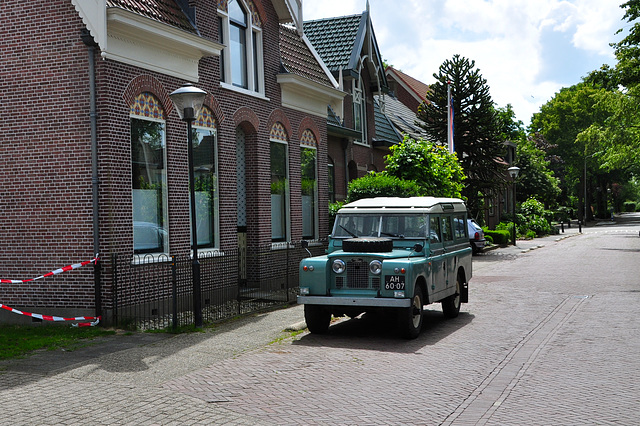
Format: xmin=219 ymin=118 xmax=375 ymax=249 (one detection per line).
xmin=333 ymin=214 xmax=427 ymax=239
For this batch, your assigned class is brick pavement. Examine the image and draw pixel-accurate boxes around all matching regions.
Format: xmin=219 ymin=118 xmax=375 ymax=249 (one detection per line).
xmin=1 ymin=218 xmax=639 ymax=425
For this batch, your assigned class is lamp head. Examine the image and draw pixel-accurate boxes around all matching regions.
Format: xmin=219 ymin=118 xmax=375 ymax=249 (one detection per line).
xmin=169 ymin=84 xmax=207 ymax=122
xmin=508 ymin=166 xmax=520 ymax=179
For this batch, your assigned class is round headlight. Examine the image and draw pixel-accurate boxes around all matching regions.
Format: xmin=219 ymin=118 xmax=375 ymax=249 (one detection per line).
xmin=332 ymin=259 xmax=346 ymax=274
xmin=369 ymin=260 xmax=382 ymax=275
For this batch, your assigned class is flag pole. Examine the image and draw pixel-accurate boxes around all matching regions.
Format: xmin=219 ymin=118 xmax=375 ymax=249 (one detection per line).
xmin=447 ymin=81 xmax=454 ymax=154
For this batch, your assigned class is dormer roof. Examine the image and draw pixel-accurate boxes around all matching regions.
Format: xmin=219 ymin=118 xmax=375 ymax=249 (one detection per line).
xmin=386 ymin=66 xmax=430 ymax=105
xmin=303 ymin=9 xmax=388 ymax=92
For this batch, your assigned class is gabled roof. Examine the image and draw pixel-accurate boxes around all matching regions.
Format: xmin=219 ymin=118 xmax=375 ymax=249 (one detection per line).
xmin=279 ymin=24 xmax=334 ymax=88
xmin=106 ymin=0 xmax=196 ymax=34
xmin=303 ymin=14 xmax=363 ymax=73
xmin=386 ymin=67 xmax=430 ymax=104
xmin=303 ymin=9 xmax=387 ymax=90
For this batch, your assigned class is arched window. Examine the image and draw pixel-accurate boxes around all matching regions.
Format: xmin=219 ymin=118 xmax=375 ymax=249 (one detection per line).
xmin=218 ymin=0 xmax=263 ymax=94
xmin=131 ymin=92 xmax=168 ymax=253
xmin=270 ymin=122 xmax=289 ymax=242
xmin=300 ymin=129 xmax=318 ymax=240
xmin=192 ymin=106 xmax=219 ymax=249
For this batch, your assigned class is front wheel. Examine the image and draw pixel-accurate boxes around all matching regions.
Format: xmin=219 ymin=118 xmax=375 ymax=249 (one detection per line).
xmin=304 ymin=305 xmax=331 ymax=334
xmin=442 ymin=276 xmax=461 ymax=318
xmin=397 ymin=285 xmax=424 ymax=339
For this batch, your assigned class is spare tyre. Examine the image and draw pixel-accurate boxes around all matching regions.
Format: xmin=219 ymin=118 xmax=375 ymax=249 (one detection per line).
xmin=343 ymin=237 xmax=393 ymax=253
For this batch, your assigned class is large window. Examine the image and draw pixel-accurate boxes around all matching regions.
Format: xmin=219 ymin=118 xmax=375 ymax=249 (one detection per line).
xmin=301 ymin=130 xmax=318 ymax=240
xmin=270 ymin=123 xmax=289 ymax=242
xmin=219 ymin=0 xmax=263 ymax=94
xmin=353 ymin=80 xmax=367 ymax=145
xmin=131 ymin=93 xmax=167 ymax=254
xmin=192 ymin=107 xmax=219 ymax=249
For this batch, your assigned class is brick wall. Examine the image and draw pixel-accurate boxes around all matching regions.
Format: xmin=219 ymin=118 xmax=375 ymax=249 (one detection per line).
xmin=0 ymin=0 xmax=329 ymax=316
xmin=0 ymin=0 xmax=96 ymax=313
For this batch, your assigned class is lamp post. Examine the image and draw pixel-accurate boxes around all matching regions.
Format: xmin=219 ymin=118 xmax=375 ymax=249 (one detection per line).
xmin=508 ymin=166 xmax=520 ymax=246
xmin=169 ymin=84 xmax=207 ymax=328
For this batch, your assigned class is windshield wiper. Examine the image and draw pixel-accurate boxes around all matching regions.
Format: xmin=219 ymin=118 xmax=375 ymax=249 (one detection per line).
xmin=381 ymin=231 xmax=404 ymax=239
xmin=339 ymin=225 xmax=357 ymax=238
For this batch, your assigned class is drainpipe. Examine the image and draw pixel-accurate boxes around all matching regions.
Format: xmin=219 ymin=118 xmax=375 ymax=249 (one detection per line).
xmin=341 ymin=139 xmax=349 ymax=195
xmin=81 ymin=29 xmax=101 ymax=320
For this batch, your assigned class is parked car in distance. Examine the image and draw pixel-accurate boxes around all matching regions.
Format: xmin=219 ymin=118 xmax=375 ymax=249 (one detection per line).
xmin=468 ymin=219 xmax=485 ymax=254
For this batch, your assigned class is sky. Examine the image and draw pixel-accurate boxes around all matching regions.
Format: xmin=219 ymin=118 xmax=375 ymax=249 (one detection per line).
xmin=302 ymin=0 xmax=628 ymax=125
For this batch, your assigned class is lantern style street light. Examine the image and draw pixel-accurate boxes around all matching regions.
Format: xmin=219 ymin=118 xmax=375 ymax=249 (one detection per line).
xmin=169 ymin=84 xmax=207 ymax=328
xmin=508 ymin=166 xmax=520 ymax=246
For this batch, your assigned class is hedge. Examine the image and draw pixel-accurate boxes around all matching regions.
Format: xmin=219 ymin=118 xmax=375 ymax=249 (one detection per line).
xmin=484 ymin=229 xmax=511 ymax=245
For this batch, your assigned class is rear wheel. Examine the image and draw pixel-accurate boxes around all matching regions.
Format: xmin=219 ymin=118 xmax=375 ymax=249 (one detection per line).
xmin=304 ymin=305 xmax=331 ymax=334
xmin=397 ymin=285 xmax=423 ymax=339
xmin=442 ymin=276 xmax=461 ymax=318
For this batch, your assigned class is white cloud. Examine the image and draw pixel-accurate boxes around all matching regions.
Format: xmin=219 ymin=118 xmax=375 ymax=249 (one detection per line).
xmin=302 ymin=0 xmax=625 ymax=123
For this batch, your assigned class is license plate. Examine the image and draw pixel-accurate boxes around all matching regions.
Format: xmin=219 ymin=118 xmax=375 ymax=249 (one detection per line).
xmin=384 ymin=275 xmax=405 ymax=290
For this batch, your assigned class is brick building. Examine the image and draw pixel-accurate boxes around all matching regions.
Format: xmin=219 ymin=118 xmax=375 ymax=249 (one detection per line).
xmin=0 ymin=0 xmax=343 ymax=323
xmin=303 ymin=5 xmax=400 ymax=203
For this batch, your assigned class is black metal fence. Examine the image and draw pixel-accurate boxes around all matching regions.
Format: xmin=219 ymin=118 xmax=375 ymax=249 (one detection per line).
xmin=111 ymin=241 xmax=327 ymax=330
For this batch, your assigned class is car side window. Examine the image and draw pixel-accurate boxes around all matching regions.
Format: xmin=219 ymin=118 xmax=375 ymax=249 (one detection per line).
xmin=454 ymin=215 xmax=467 ymax=240
xmin=429 ymin=216 xmax=441 ymax=244
xmin=441 ymin=215 xmax=453 ymax=242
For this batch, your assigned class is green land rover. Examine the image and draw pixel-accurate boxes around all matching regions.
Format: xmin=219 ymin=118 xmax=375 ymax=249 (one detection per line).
xmin=298 ymin=197 xmax=473 ymax=339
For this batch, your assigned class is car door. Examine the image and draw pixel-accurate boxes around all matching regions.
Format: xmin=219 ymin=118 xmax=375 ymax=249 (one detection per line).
xmin=441 ymin=215 xmax=455 ymax=291
xmin=428 ymin=215 xmax=447 ymax=299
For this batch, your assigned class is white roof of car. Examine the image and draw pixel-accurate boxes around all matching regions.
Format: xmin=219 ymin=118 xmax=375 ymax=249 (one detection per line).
xmin=339 ymin=197 xmax=467 ymax=214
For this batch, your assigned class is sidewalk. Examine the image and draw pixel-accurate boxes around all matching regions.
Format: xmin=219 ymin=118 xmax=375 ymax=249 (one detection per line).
xmin=1 ymin=224 xmax=585 ymax=376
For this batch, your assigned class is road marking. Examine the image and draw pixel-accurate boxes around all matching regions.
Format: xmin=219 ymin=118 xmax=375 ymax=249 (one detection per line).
xmin=442 ymin=295 xmax=590 ymax=425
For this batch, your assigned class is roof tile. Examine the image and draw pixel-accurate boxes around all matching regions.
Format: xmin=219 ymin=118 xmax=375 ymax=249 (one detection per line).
xmin=303 ymin=14 xmax=362 ymax=72
xmin=107 ymin=0 xmax=196 ymax=33
xmin=279 ymin=24 xmax=333 ymax=88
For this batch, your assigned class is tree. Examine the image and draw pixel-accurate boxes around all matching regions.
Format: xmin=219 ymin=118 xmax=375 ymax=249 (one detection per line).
xmin=384 ymin=135 xmax=465 ymax=198
xmin=495 ymin=104 xmax=525 ymax=142
xmin=343 ymin=135 xmax=465 ymax=203
xmin=530 ymin=83 xmax=614 ymax=219
xmin=514 ymin=134 xmax=561 ymax=206
xmin=613 ymin=0 xmax=640 ymax=88
xmin=418 ymin=54 xmax=507 ymax=215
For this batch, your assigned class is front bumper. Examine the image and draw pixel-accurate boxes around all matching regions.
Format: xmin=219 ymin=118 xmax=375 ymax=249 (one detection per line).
xmin=297 ymin=296 xmax=411 ymax=308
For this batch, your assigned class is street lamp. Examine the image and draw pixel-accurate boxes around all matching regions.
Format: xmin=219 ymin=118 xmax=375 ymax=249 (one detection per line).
xmin=508 ymin=166 xmax=520 ymax=246
xmin=169 ymin=83 xmax=207 ymax=328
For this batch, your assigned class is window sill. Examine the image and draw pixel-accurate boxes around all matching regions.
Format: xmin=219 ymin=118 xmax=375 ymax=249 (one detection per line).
xmin=220 ymin=82 xmax=270 ymax=102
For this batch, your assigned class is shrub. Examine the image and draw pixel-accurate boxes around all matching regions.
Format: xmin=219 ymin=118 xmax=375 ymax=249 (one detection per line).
xmin=484 ymin=234 xmax=493 ymax=244
xmin=345 ymin=172 xmax=422 ymax=203
xmin=623 ymin=201 xmax=636 ymax=212
xmin=484 ymin=229 xmax=511 ymax=244
xmin=525 ymin=230 xmax=536 ymax=239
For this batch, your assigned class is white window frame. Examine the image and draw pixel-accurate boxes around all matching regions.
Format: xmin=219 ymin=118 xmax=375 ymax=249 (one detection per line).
xmin=130 ymin=113 xmax=169 ymax=255
xmin=270 ymin=138 xmax=290 ymax=243
xmin=218 ymin=0 xmax=265 ymax=97
xmin=191 ymin=125 xmax=220 ymax=251
xmin=301 ymin=145 xmax=319 ymax=240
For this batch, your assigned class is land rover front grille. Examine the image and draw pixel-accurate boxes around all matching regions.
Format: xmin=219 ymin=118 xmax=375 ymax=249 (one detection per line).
xmin=334 ymin=259 xmax=380 ymax=290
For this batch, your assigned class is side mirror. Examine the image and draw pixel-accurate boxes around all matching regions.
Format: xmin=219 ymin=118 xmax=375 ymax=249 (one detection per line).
xmin=412 ymin=243 xmax=424 ymax=253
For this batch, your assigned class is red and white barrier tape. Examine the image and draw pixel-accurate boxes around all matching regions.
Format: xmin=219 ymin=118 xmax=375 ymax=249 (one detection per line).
xmin=0 ymin=256 xmax=101 ymax=326
xmin=0 ymin=303 xmax=101 ymax=327
xmin=0 ymin=256 xmax=99 ymax=284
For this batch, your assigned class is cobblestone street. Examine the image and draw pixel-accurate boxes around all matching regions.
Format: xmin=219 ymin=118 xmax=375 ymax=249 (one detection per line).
xmin=1 ymin=216 xmax=639 ymax=425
